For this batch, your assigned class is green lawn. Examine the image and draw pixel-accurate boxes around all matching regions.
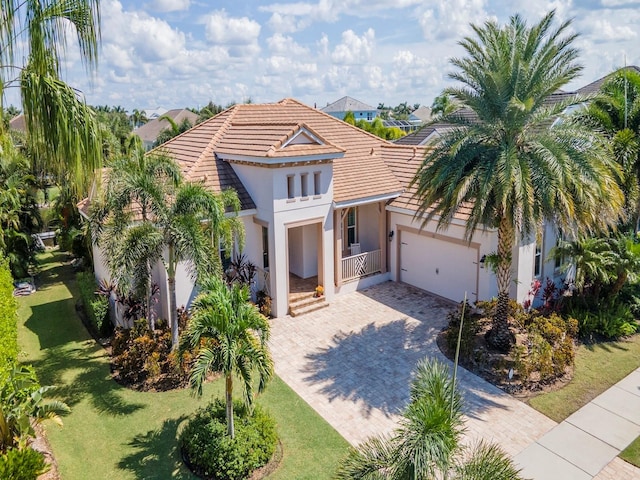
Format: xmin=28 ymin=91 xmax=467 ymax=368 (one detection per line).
xmin=621 ymin=436 xmax=640 ymax=468
xmin=18 ymin=251 xmax=349 ymax=479
xmin=528 ymin=336 xmax=640 ymax=422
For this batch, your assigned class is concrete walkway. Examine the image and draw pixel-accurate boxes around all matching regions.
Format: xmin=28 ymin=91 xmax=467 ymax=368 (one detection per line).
xmin=515 ymin=368 xmax=640 ymax=479
xmin=269 ymin=282 xmax=640 ymax=479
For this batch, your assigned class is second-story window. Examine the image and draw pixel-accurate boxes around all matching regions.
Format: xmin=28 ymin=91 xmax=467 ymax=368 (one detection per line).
xmin=301 ymin=173 xmax=308 ymax=197
xmin=287 ymin=174 xmax=295 ymax=199
xmin=314 ymin=172 xmax=321 ymax=196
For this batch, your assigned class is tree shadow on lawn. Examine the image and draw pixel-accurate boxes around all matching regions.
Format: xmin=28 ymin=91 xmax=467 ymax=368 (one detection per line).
xmin=24 ymin=297 xmax=144 ymax=416
xmin=303 ymin=318 xmax=506 ymax=421
xmin=118 ymin=416 xmax=196 ymax=480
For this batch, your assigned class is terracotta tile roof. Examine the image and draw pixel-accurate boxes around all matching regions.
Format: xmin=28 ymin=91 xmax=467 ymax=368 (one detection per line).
xmin=159 ymin=99 xmax=406 ymax=205
xmin=134 ymin=108 xmax=199 ymax=145
xmin=383 ymin=144 xmax=472 ymax=222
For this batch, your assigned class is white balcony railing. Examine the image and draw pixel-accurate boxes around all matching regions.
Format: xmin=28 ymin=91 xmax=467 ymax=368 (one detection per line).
xmin=341 ymin=249 xmax=382 ymax=282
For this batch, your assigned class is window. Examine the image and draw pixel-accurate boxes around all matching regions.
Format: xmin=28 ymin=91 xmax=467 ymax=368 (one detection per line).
xmin=262 ymin=226 xmax=269 ymax=269
xmin=367 ymin=112 xmax=373 ymax=121
xmin=301 ymin=173 xmax=308 ymax=197
xmin=346 ymin=207 xmax=357 ymax=246
xmin=555 ymin=230 xmax=565 ymax=271
xmin=534 ymin=234 xmax=543 ymax=278
xmin=287 ymin=175 xmax=295 ymax=199
xmin=313 ymin=172 xmax=321 ymax=196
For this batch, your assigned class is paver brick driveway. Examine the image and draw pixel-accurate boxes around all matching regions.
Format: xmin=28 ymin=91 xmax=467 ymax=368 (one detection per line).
xmin=269 ymin=281 xmax=556 ymax=456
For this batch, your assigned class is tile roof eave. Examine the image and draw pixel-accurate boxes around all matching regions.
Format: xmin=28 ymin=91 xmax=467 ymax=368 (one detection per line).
xmin=333 ymin=190 xmax=404 ymax=209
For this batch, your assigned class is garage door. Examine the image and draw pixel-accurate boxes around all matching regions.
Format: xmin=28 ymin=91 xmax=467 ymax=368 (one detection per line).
xmin=399 ymin=230 xmax=479 ymax=302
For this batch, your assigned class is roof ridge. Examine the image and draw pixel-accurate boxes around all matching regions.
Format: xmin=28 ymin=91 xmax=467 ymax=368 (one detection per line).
xmin=186 ymin=106 xmax=239 ymax=180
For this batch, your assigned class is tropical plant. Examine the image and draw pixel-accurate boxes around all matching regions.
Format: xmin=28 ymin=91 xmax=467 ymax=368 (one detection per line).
xmin=581 ymin=69 xmax=640 ymax=231
xmin=179 ymin=276 xmax=273 ymax=439
xmin=335 ymin=358 xmax=522 ymax=479
xmin=411 ymin=11 xmax=624 ymax=352
xmin=430 ymin=93 xmax=459 ymax=118
xmin=0 ymin=364 xmax=69 ymax=452
xmin=0 ymin=0 xmax=102 ymax=195
xmin=0 ymin=138 xmax=41 ymax=277
xmin=92 ymin=153 xmax=242 ymax=346
xmin=551 ymin=235 xmax=640 ymax=301
xmin=153 ymin=115 xmax=193 ymax=147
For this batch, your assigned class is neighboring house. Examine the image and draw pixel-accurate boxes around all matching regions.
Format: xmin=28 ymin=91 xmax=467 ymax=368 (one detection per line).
xmin=8 ymin=114 xmax=26 ymax=133
xmin=84 ymin=98 xmax=556 ymax=320
xmin=133 ymin=108 xmax=198 ymax=150
xmin=321 ymin=96 xmax=379 ymax=122
xmin=409 ymin=105 xmax=432 ymax=124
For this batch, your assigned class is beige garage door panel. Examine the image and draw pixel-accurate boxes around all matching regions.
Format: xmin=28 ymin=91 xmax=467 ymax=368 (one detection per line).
xmin=399 ymin=230 xmax=478 ymax=302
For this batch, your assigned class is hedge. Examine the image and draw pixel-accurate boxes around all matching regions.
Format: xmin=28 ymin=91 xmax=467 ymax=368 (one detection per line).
xmin=0 ymin=254 xmax=18 ymax=365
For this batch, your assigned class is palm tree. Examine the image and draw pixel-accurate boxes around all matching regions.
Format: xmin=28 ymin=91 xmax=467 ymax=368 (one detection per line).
xmin=581 ymin=69 xmax=640 ymax=231
xmin=93 ymin=153 xmax=243 ymax=347
xmin=130 ymin=109 xmax=148 ymax=128
xmin=411 ymin=11 xmax=624 ymax=352
xmin=1 ymin=0 xmax=102 ymax=194
xmin=430 ymin=93 xmax=459 ymax=118
xmin=179 ymin=275 xmax=273 ymax=439
xmin=336 ymin=358 xmax=522 ymax=480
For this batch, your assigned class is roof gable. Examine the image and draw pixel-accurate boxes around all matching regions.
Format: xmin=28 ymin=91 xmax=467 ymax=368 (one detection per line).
xmin=321 ymin=96 xmax=377 ymax=113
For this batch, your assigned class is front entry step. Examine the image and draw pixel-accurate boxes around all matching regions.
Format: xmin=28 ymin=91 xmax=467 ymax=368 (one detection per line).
xmin=288 ymin=292 xmax=328 ymax=317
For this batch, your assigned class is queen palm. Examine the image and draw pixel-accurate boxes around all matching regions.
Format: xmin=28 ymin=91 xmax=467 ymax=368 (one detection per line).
xmin=336 ymin=358 xmax=522 ymax=480
xmin=1 ymin=0 xmax=102 ymax=195
xmin=411 ymin=11 xmax=624 ymax=352
xmin=179 ymin=275 xmax=273 ymax=439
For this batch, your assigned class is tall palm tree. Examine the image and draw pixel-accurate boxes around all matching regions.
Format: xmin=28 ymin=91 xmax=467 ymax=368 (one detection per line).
xmin=411 ymin=11 xmax=624 ymax=352
xmin=0 ymin=0 xmax=102 ymax=195
xmin=179 ymin=275 xmax=273 ymax=439
xmin=93 ymin=153 xmax=243 ymax=347
xmin=336 ymin=358 xmax=522 ymax=480
xmin=581 ymin=69 xmax=640 ymax=231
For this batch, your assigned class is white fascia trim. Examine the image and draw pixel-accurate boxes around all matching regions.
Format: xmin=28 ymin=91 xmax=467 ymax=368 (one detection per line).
xmin=385 ymin=205 xmax=496 ymax=231
xmin=219 ymin=152 xmax=344 ymax=164
xmin=282 ymin=127 xmax=323 ymax=147
xmin=235 ymin=209 xmax=257 ymax=218
xmin=334 ymin=191 xmax=402 ymax=209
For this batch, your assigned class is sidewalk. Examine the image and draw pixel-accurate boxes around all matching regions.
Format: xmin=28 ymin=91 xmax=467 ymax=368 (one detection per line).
xmin=514 ymin=368 xmax=640 ymax=479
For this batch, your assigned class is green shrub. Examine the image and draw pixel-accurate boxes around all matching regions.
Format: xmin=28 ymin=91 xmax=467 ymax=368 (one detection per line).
xmin=0 ymin=447 xmax=48 ymax=480
xmin=0 ymin=255 xmax=18 ymax=365
xmin=181 ymin=399 xmax=277 ymax=480
xmin=568 ymin=301 xmax=638 ymax=339
xmin=111 ymin=316 xmax=190 ymax=389
xmin=513 ymin=312 xmax=577 ymax=384
xmin=76 ymin=272 xmax=112 ymax=336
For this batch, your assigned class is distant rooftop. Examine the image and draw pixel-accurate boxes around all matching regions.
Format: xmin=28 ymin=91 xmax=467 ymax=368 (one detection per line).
xmin=321 ymin=96 xmax=377 ymax=113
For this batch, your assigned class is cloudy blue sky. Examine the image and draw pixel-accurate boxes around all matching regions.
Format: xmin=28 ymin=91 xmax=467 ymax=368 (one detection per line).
xmin=19 ymin=0 xmax=640 ymax=111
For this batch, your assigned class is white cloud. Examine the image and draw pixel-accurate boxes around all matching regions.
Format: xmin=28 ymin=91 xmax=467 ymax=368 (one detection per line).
xmin=204 ymin=10 xmax=261 ymax=45
xmin=266 ymin=12 xmax=308 ymax=33
xmin=101 ymin=0 xmax=186 ymax=63
xmin=331 ymin=28 xmax=375 ymax=65
xmin=150 ymin=0 xmax=190 ymax=12
xmin=417 ymin=0 xmax=488 ymax=41
xmin=266 ymin=34 xmax=309 ymax=55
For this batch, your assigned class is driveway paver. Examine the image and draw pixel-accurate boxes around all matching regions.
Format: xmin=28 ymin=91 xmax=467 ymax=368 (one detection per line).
xmin=269 ymin=282 xmax=640 ymax=479
xmin=269 ymin=282 xmax=555 ymax=452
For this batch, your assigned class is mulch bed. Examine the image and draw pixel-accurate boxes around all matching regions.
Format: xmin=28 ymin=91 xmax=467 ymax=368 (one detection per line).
xmin=437 ymin=317 xmax=574 ymax=398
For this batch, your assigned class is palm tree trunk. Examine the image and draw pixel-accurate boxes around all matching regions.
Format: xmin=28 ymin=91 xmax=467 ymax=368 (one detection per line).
xmin=226 ymin=374 xmax=235 ymax=439
xmin=487 ymin=215 xmax=516 ymax=352
xmin=168 ymin=244 xmax=179 ymax=350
